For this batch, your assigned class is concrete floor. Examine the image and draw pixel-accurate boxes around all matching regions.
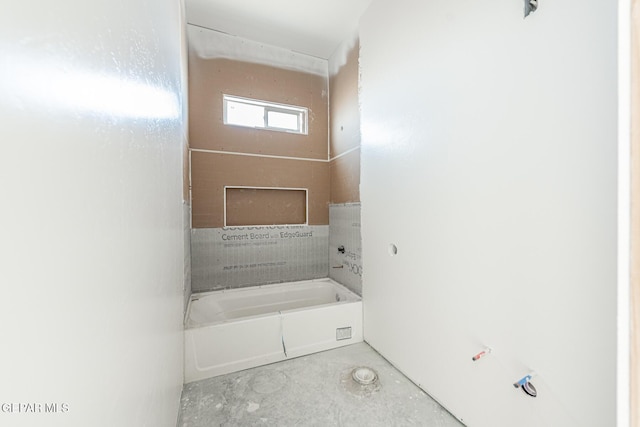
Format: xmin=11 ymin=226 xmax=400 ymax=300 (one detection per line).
xmin=178 ymin=342 xmax=464 ymax=426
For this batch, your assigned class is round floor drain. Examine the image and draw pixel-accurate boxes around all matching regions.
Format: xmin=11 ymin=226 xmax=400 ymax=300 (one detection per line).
xmin=351 ymin=367 xmax=378 ymax=385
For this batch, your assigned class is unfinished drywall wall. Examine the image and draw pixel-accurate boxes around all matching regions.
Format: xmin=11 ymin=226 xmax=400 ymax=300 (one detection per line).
xmin=360 ymin=1 xmax=617 ymax=426
xmin=191 ymin=151 xmax=329 ymax=228
xmin=181 ymin=0 xmax=192 ymax=316
xmin=330 ymin=151 xmax=361 ymax=204
xmin=189 ymin=26 xmax=330 ymax=229
xmin=225 ymin=188 xmax=307 ymax=226
xmin=188 ymin=25 xmax=331 ymax=290
xmin=329 ymin=36 xmax=361 ymax=204
xmin=0 ymin=0 xmax=187 ymax=425
xmin=328 ymin=36 xmax=362 ymax=294
xmin=189 ymin=27 xmax=328 ymax=159
xmin=631 ymin=0 xmax=640 ymax=423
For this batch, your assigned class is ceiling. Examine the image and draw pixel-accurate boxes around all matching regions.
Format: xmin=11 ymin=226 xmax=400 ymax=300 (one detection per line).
xmin=184 ymin=0 xmax=372 ymax=59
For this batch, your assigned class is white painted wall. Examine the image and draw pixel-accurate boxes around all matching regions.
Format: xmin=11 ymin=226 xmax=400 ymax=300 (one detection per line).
xmin=0 ymin=1 xmax=187 ymax=426
xmin=360 ymin=1 xmax=618 ymax=426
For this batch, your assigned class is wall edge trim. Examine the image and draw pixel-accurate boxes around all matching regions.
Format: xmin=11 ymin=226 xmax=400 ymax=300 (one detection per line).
xmin=190 ymin=148 xmax=329 ymax=162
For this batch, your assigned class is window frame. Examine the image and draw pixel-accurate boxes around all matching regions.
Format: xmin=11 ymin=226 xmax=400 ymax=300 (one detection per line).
xmin=223 ymin=94 xmax=308 ymax=135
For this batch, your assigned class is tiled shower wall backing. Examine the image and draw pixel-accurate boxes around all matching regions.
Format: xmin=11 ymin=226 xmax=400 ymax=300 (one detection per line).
xmin=183 ymin=202 xmax=192 ymax=314
xmin=329 ymin=204 xmax=362 ymax=296
xmin=191 ymin=225 xmax=329 ymax=292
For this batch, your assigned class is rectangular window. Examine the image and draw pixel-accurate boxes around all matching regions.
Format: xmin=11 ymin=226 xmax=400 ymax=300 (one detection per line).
xmin=223 ymin=95 xmax=308 ymax=135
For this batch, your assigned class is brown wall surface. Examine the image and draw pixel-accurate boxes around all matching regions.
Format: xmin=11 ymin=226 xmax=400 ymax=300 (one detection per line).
xmin=226 ymin=188 xmax=307 ymax=226
xmin=330 ymin=40 xmax=361 ymax=159
xmin=329 ymin=40 xmax=361 ymax=204
xmin=189 ymin=56 xmax=328 ymax=160
xmin=188 ymin=28 xmax=331 ymax=229
xmin=330 ymin=150 xmax=360 ymax=204
xmin=191 ymin=151 xmax=329 ymax=228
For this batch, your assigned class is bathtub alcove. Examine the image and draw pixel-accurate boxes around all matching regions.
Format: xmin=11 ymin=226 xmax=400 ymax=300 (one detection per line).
xmin=184 ymin=278 xmax=362 ymax=383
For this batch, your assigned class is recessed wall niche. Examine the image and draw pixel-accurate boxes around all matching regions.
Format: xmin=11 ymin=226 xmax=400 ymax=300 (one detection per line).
xmin=225 ymin=187 xmax=307 ymax=227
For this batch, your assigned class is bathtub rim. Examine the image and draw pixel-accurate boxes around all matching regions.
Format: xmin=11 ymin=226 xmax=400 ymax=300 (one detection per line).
xmin=185 ymin=277 xmax=361 ymax=329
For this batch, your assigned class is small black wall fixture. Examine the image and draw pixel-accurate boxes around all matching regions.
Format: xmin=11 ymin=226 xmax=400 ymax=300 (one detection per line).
xmin=525 ymin=0 xmax=538 ymax=18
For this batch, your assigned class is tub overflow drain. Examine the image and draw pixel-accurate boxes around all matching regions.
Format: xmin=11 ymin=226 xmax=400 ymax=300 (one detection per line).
xmin=351 ymin=367 xmax=378 ymax=386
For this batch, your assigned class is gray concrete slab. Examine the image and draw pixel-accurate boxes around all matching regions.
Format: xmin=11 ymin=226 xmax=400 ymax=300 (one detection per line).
xmin=178 ymin=342 xmax=464 ymax=426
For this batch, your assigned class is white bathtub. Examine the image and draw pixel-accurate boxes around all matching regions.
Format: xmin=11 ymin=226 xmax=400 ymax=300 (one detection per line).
xmin=184 ymin=278 xmax=363 ymax=383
